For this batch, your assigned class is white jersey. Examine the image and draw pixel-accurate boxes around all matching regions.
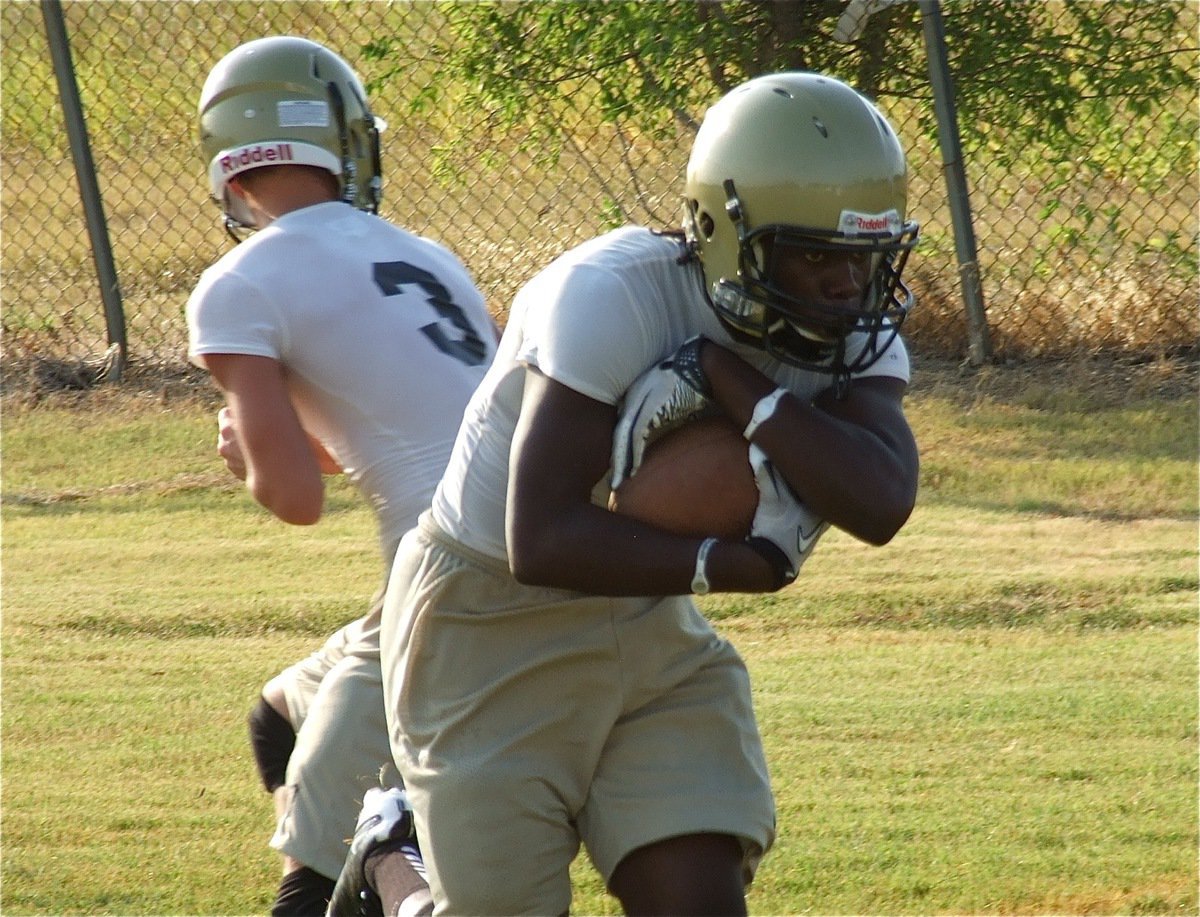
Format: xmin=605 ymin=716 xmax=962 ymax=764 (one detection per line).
xmin=432 ymin=224 xmax=909 ymax=560
xmin=188 ymin=201 xmax=497 ymax=556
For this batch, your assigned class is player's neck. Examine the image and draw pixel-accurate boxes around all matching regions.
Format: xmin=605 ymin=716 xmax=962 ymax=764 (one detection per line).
xmin=255 ymin=189 xmax=338 ymax=226
xmin=244 ymin=170 xmax=340 ymax=228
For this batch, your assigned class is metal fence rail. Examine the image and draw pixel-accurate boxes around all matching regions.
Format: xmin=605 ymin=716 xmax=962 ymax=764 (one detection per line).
xmin=2 ymin=1 xmax=1196 ymax=386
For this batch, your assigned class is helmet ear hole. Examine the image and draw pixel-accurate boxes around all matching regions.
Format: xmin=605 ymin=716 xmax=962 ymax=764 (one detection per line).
xmin=693 ymin=204 xmax=716 ymax=241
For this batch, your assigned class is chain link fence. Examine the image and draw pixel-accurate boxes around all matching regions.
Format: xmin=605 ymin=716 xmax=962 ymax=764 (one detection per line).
xmin=2 ymin=1 xmax=1196 ymax=389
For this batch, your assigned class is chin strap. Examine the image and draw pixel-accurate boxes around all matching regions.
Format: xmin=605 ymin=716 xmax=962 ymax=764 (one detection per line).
xmin=831 ymin=338 xmax=850 ymax=399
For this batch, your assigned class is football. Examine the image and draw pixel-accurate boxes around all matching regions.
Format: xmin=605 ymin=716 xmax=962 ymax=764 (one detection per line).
xmin=609 ymin=414 xmax=758 ymax=540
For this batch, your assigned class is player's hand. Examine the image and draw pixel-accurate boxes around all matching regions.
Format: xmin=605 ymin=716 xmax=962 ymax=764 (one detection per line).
xmin=216 ymin=406 xmax=248 ymax=480
xmin=745 ymin=444 xmax=829 ymax=587
xmin=611 ymin=337 xmax=718 ymax=489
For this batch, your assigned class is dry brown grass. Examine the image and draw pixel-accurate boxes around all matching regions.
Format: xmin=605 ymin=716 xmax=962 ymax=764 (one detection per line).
xmin=4 ymin=348 xmax=1194 ymax=429
xmin=908 ymin=352 xmax=1198 ymax=409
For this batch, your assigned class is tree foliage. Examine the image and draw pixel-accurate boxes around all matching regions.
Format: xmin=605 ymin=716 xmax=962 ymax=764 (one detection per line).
xmin=375 ymin=0 xmax=1196 ymax=157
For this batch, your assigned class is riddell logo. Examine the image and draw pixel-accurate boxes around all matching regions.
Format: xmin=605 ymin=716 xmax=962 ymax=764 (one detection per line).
xmin=851 ymin=215 xmax=890 ymax=231
xmin=838 ymin=209 xmax=901 ymax=236
xmin=219 ymin=143 xmax=294 ymax=175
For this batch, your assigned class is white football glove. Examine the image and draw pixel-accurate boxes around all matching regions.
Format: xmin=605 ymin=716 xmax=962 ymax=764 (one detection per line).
xmin=746 ymin=444 xmax=829 ymax=586
xmin=611 ymin=337 xmax=717 ymax=490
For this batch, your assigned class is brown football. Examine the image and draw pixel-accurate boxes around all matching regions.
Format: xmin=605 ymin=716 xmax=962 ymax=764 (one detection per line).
xmin=609 ymin=414 xmax=757 ymax=540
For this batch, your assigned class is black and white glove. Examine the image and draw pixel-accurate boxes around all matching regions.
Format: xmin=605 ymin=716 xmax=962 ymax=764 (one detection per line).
xmin=611 ymin=336 xmax=717 ymax=490
xmin=744 ymin=444 xmax=829 ymax=588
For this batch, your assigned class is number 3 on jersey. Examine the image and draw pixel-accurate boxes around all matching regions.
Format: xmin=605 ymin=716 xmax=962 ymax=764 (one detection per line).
xmin=372 ymin=261 xmax=489 ymax=366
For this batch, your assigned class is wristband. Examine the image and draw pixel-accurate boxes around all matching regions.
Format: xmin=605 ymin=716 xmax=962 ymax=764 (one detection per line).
xmin=691 ymin=537 xmax=719 ymax=595
xmin=742 ymin=387 xmax=788 ymax=441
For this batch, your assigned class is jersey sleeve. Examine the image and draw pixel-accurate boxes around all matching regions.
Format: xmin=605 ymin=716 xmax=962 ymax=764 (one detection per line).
xmin=186 ymin=268 xmax=288 ymax=366
xmin=514 ymin=261 xmax=662 ymax=407
xmin=847 ymin=329 xmax=911 ymax=383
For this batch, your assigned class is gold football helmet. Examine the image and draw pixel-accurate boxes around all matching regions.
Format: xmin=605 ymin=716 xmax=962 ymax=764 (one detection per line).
xmin=198 ymin=36 xmax=382 ymax=233
xmin=684 ymin=72 xmax=919 ymax=376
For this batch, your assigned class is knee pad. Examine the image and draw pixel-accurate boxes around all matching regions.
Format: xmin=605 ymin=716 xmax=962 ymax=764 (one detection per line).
xmin=248 ymin=695 xmax=296 ymax=793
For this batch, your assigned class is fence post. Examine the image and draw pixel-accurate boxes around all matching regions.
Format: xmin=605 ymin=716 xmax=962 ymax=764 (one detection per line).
xmin=917 ymin=0 xmax=991 ymax=365
xmin=41 ymin=0 xmax=126 ymax=381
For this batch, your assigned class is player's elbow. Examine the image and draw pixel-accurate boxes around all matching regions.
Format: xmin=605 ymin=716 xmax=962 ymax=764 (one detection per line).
xmin=854 ymin=492 xmax=915 ymax=546
xmin=250 ymin=476 xmax=324 ymax=526
xmin=506 ymin=519 xmax=564 ymax=587
xmin=859 ymin=516 xmax=905 ymax=546
xmin=507 ymin=537 xmax=552 ymax=586
xmin=851 ymin=458 xmax=919 ymax=545
xmin=275 ymin=502 xmax=323 ymax=526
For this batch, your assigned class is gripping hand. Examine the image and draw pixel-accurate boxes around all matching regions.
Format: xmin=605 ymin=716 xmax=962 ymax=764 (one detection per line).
xmin=611 ymin=337 xmax=716 ymax=489
xmin=745 ymin=444 xmax=829 ymax=587
xmin=216 ymin=406 xmax=248 ymax=481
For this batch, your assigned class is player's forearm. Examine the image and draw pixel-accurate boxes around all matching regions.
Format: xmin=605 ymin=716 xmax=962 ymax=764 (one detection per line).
xmin=240 ymin=423 xmax=327 ymax=524
xmin=701 ymin=341 xmax=917 ymax=545
xmin=507 ymin=502 xmax=780 ymax=596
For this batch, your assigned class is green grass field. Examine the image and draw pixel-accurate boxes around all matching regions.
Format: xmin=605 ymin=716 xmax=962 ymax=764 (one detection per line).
xmin=2 ymin=358 xmax=1197 ymax=915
